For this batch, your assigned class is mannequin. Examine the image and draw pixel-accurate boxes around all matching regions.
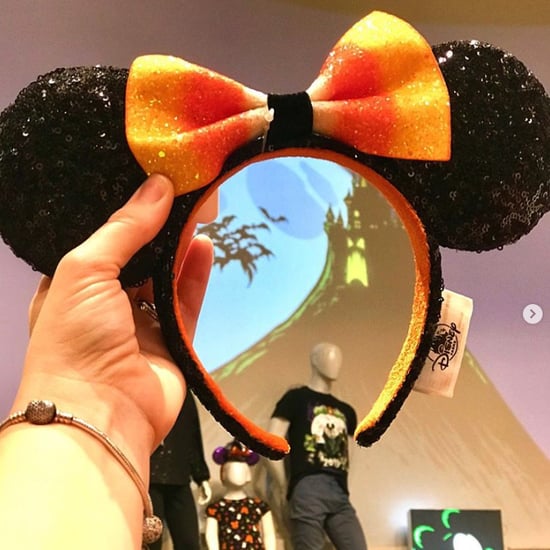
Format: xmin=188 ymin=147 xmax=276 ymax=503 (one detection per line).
xmin=268 ymin=343 xmax=367 ymax=550
xmin=149 ymin=392 xmax=212 ymax=550
xmin=205 ymin=440 xmax=276 ymax=550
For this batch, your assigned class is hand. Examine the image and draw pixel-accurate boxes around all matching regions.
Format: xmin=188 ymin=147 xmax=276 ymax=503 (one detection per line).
xmin=13 ymin=174 xmax=214 ymax=476
xmin=197 ymin=480 xmax=213 ymax=505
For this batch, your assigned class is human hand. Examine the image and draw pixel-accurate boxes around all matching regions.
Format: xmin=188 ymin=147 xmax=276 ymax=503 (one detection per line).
xmin=12 ymin=174 xmax=214 ymax=476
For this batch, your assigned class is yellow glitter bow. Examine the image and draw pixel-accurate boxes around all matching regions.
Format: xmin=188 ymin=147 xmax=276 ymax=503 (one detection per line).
xmin=125 ymin=11 xmax=450 ymax=196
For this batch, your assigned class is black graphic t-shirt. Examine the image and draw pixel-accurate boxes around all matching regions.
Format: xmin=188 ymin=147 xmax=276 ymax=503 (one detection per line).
xmin=271 ymin=386 xmax=357 ymax=498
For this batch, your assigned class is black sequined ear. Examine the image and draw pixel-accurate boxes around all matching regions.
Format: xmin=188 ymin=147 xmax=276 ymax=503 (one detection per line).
xmin=0 ymin=66 xmax=169 ymax=286
xmin=367 ymin=41 xmax=550 ymax=251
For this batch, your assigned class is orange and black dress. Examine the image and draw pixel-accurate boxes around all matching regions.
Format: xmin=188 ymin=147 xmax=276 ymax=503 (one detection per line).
xmin=206 ymin=497 xmax=270 ymax=549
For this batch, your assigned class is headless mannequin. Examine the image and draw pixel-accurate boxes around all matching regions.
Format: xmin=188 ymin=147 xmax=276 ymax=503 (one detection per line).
xmin=267 ymin=343 xmax=367 ymax=550
xmin=267 ymin=342 xmax=343 ymax=500
xmin=205 ymin=460 xmax=276 ymax=550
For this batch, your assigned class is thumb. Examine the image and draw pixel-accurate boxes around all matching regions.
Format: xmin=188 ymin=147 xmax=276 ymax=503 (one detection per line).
xmin=71 ymin=174 xmax=175 ymax=273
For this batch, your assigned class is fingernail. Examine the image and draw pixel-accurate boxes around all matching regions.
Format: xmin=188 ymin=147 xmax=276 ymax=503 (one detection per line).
xmin=134 ymin=174 xmax=169 ymax=203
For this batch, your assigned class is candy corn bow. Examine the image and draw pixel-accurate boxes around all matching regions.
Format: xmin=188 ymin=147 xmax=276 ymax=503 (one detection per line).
xmin=126 ymin=11 xmax=451 ymax=196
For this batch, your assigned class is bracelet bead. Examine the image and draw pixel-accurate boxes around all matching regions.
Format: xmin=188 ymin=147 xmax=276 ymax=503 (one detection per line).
xmin=25 ymin=399 xmax=57 ymax=424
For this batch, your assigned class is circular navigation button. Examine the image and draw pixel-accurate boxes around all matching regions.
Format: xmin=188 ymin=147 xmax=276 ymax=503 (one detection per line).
xmin=522 ymin=304 xmax=543 ymax=325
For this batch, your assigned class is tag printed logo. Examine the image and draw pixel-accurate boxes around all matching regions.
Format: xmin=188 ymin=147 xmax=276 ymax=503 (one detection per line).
xmin=428 ymin=322 xmax=461 ymax=371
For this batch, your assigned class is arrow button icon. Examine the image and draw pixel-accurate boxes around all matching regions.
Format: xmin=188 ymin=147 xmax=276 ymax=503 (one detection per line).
xmin=522 ymin=304 xmax=543 ymax=325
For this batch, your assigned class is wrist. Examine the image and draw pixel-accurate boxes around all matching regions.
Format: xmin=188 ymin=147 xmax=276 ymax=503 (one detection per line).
xmin=0 ymin=418 xmax=149 ymax=548
xmin=11 ymin=370 xmax=154 ymax=480
xmin=0 ymin=399 xmax=163 ymax=546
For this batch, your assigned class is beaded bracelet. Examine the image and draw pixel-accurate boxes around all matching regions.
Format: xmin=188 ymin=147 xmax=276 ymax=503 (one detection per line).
xmin=0 ymin=399 xmax=162 ymax=547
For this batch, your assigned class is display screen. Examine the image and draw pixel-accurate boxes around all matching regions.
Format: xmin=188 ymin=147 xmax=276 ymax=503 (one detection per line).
xmin=409 ymin=509 xmax=504 ymax=550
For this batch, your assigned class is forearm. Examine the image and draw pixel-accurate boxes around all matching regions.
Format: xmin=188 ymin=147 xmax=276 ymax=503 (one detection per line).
xmin=0 ymin=423 xmax=144 ymax=549
xmin=205 ymin=517 xmax=220 ymax=550
xmin=10 ymin=368 xmax=156 ymax=480
xmin=0 ymin=373 xmax=157 ymax=550
xmin=261 ymin=511 xmax=277 ymax=550
xmin=266 ymin=417 xmax=289 ymax=495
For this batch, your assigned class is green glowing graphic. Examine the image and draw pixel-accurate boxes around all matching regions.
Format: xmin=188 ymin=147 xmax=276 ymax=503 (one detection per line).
xmin=442 ymin=508 xmax=461 ymax=528
xmin=413 ymin=524 xmax=435 ymax=548
xmin=345 ymin=236 xmax=368 ymax=286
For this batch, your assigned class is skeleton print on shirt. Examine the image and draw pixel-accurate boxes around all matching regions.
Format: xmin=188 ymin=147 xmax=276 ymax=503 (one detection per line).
xmin=304 ymin=405 xmax=350 ymax=471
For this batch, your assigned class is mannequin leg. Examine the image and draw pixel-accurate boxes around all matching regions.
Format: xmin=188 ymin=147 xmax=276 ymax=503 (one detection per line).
xmin=324 ymin=499 xmax=367 ymax=550
xmin=164 ymin=484 xmax=201 ymax=550
xmin=289 ymin=474 xmax=367 ymax=550
xmin=149 ymin=484 xmax=167 ymax=550
xmin=288 ymin=476 xmax=330 ymax=550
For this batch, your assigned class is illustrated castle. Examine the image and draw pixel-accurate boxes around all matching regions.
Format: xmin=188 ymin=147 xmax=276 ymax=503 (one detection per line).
xmin=324 ymin=171 xmax=409 ymax=291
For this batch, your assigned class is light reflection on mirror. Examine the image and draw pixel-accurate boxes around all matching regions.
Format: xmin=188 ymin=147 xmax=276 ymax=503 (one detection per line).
xmin=193 ymin=156 xmax=415 ymax=408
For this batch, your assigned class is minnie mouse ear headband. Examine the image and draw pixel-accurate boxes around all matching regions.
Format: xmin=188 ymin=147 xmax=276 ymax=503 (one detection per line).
xmin=1 ymin=11 xmax=548 ymax=459
xmin=213 ymin=439 xmax=260 ymax=466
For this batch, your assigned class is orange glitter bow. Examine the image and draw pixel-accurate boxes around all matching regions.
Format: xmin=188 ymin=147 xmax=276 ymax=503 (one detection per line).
xmin=126 ymin=11 xmax=451 ymax=196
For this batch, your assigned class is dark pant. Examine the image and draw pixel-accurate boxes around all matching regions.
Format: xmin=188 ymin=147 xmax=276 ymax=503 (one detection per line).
xmin=149 ymin=483 xmax=200 ymax=550
xmin=288 ymin=474 xmax=367 ymax=550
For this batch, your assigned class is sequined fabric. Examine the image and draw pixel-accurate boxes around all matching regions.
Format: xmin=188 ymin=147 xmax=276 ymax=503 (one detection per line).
xmin=368 ymin=41 xmax=550 ymax=251
xmin=0 ymin=66 xmax=174 ymax=286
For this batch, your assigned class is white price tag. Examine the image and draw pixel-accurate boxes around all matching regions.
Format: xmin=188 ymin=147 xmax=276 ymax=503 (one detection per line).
xmin=414 ymin=289 xmax=474 ymax=398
